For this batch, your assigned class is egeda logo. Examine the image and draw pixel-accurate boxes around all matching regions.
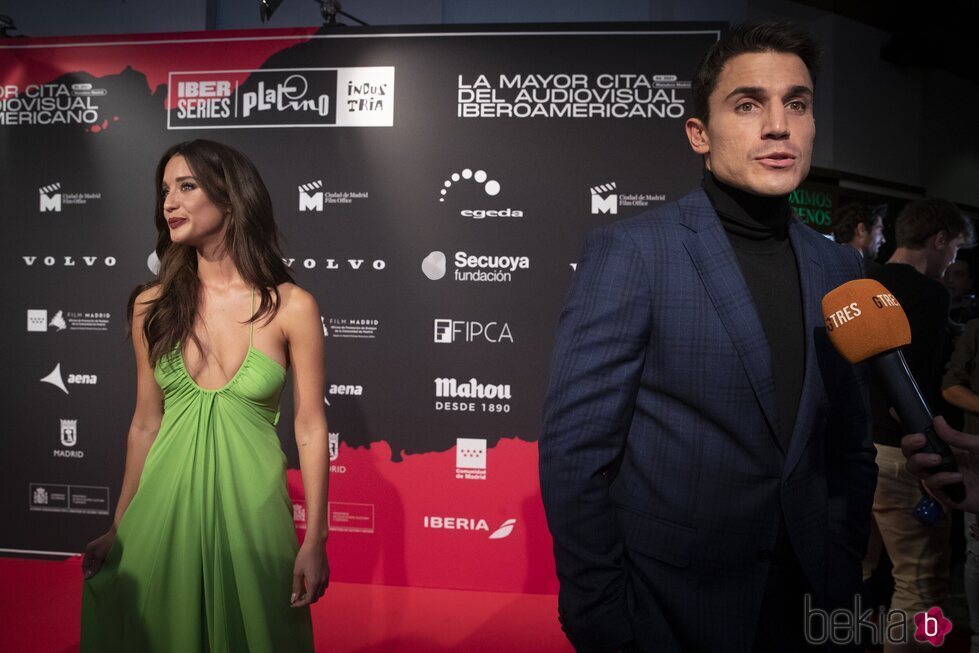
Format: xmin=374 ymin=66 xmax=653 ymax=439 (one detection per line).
xmin=438 ymin=167 xmax=523 ymax=219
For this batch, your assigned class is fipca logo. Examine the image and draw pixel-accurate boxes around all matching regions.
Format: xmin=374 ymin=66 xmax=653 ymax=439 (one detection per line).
xmin=421 ymin=251 xmax=529 ymax=283
xmin=283 ymin=257 xmax=386 ymax=271
xmin=29 ymin=482 xmax=109 ymax=514
xmin=456 ymin=437 xmax=486 ymax=480
xmin=438 ymin=167 xmax=523 ymax=220
xmin=589 ymin=181 xmax=664 ymax=215
xmin=435 ymin=377 xmax=512 ymax=414
xmin=54 ymin=418 xmax=84 ymax=459
xmin=423 ymin=515 xmax=517 ymax=539
xmin=40 ymin=363 xmax=97 ymax=394
xmin=434 ymin=319 xmax=513 ymax=344
xmin=167 ymin=67 xmax=394 ymax=129
xmin=27 ymin=309 xmax=111 ymax=332
xmin=38 ymin=182 xmax=101 ymax=213
xmin=322 ymin=316 xmax=380 ymax=339
xmin=298 ymin=179 xmax=369 ymax=211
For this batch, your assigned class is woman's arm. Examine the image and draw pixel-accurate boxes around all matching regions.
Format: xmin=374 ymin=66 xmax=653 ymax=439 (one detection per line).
xmin=283 ymin=285 xmax=330 ymax=606
xmin=83 ymin=286 xmax=163 ymax=577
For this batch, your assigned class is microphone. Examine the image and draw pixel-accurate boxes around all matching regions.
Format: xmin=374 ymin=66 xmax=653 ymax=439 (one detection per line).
xmin=821 ymin=278 xmax=965 ymax=505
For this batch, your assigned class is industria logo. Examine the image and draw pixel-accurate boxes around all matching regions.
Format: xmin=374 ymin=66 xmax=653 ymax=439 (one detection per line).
xmin=168 ymin=67 xmax=394 ymax=129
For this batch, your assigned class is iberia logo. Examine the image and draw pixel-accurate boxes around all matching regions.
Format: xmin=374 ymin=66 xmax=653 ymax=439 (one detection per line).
xmin=913 ymin=606 xmax=952 ymax=647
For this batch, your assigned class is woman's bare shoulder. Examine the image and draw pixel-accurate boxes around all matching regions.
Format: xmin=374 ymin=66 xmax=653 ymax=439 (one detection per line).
xmin=272 ymin=283 xmax=320 ymax=325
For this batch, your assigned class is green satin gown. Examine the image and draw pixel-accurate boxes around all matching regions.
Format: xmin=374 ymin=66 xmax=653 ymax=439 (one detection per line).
xmin=81 ymin=289 xmax=314 ymax=652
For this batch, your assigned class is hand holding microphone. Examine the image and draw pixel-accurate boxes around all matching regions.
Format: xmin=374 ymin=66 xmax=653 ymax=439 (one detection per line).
xmin=821 ymin=279 xmax=966 ymax=509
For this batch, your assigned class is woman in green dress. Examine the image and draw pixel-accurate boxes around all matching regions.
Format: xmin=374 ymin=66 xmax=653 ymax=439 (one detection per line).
xmin=80 ymin=139 xmax=330 ymax=652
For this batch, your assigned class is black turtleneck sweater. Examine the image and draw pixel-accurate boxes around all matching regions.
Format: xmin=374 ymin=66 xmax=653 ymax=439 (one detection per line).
xmin=702 ymin=171 xmax=805 ymax=450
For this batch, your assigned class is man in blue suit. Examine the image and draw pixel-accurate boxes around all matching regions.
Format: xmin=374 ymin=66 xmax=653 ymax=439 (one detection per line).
xmin=539 ymin=22 xmax=876 ymax=652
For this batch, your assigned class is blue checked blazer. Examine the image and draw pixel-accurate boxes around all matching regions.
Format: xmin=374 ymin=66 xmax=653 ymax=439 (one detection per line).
xmin=539 ymin=188 xmax=876 ymax=653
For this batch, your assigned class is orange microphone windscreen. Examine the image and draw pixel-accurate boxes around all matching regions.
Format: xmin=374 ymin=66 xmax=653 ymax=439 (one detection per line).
xmin=821 ymin=278 xmax=911 ymax=363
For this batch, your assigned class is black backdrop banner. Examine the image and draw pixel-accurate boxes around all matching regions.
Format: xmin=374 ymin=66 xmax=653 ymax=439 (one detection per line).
xmin=0 ymin=23 xmax=721 ymax=592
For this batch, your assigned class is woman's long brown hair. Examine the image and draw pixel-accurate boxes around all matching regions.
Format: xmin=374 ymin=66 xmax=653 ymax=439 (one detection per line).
xmin=127 ymin=139 xmax=295 ymax=368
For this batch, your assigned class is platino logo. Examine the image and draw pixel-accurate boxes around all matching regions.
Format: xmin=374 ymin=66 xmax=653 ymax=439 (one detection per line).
xmin=434 ymin=319 xmax=513 ymax=343
xmin=39 ymin=183 xmax=62 ymax=212
xmin=590 ymin=182 xmax=617 ymax=215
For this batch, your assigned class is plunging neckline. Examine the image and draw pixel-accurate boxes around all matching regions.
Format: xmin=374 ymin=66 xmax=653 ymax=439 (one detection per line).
xmin=177 ymin=344 xmax=285 ymax=393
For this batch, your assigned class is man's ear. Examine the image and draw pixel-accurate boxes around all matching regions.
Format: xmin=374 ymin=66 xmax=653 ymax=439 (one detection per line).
xmin=854 ymin=222 xmax=868 ymax=239
xmin=933 ymin=230 xmax=949 ymax=249
xmin=685 ymin=117 xmax=710 ymax=155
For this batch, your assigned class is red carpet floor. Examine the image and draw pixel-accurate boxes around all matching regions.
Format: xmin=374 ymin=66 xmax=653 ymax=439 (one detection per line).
xmin=0 ymin=556 xmax=574 ymax=653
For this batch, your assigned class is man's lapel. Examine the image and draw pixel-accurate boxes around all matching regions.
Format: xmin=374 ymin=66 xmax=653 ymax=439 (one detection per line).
xmin=784 ymin=221 xmax=829 ymax=477
xmin=679 ymin=190 xmax=782 ymax=451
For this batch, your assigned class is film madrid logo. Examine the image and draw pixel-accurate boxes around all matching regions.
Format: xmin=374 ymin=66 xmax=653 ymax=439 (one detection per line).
xmin=321 ymin=316 xmax=380 ymax=339
xmin=456 ymin=437 xmax=487 ymax=480
xmin=421 ymin=251 xmax=529 ymax=283
xmin=40 ymin=363 xmax=97 ymax=394
xmin=804 ymin=595 xmax=952 ymax=647
xmin=327 ymin=432 xmax=346 ymax=475
xmin=54 ymin=418 xmax=84 ymax=460
xmin=435 ymin=377 xmax=512 ymax=414
xmin=437 ymin=167 xmax=523 ymax=220
xmin=434 ymin=319 xmax=513 ymax=344
xmin=38 ymin=182 xmax=102 ymax=213
xmin=1 ymin=82 xmax=106 ymax=126
xmin=27 ymin=309 xmax=111 ymax=333
xmin=167 ymin=66 xmax=394 ymax=129
xmin=297 ymin=179 xmax=368 ymax=211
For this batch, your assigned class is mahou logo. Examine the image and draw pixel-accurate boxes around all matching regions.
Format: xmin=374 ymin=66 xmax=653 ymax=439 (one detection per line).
xmin=435 ymin=377 xmax=511 ymax=400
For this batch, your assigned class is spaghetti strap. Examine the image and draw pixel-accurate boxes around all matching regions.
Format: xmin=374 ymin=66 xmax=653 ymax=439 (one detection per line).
xmin=249 ymin=287 xmax=254 ymax=347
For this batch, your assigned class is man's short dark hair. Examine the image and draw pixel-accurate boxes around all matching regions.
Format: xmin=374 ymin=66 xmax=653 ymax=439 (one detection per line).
xmin=691 ymin=21 xmax=822 ymax=124
xmin=833 ymin=203 xmax=883 ymax=244
xmin=895 ymin=198 xmax=975 ymax=249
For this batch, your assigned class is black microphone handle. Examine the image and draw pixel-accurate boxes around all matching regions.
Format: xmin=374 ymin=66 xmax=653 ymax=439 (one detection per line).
xmin=868 ymin=349 xmax=966 ymax=504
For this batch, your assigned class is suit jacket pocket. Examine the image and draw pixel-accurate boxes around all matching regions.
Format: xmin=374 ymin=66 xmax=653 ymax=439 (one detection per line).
xmin=617 ymin=506 xmax=697 ymax=569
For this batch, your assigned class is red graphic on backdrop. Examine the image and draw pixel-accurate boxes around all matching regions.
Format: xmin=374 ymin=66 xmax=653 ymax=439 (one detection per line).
xmin=287 ymin=437 xmax=558 ymax=594
xmin=0 ymin=28 xmax=316 ymax=100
